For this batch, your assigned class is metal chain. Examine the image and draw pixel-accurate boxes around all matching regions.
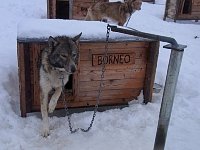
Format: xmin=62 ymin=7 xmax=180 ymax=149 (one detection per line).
xmin=125 ymin=13 xmax=132 ymax=27
xmin=60 ymin=74 xmax=79 ymax=133
xmin=60 ymin=25 xmax=111 ymax=133
xmin=80 ymin=25 xmax=111 ymax=132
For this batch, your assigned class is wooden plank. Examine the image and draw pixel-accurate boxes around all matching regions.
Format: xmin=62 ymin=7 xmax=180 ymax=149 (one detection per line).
xmin=73 ymin=0 xmax=95 ymax=2
xmin=47 ymin=0 xmax=50 ymax=18
xmin=47 ymin=0 xmax=57 ymax=19
xmin=80 ymin=47 xmax=147 ymax=61
xmin=79 ymin=68 xmax=146 ymax=81
xmin=24 ymin=43 xmax=32 ymax=114
xmin=78 ymin=89 xmax=141 ymax=101
xmin=32 ymin=43 xmax=41 ymax=106
xmin=192 ymin=5 xmax=200 ymax=11
xmin=79 ymin=59 xmax=146 ymax=71
xmin=73 ymin=72 xmax=78 ymax=98
xmin=143 ymin=41 xmax=159 ymax=103
xmin=19 ymin=43 xmax=32 ymax=115
xmin=176 ymin=14 xmax=200 ymax=19
xmin=92 ymin=52 xmax=135 ymax=66
xmin=193 ymin=0 xmax=200 ymax=6
xmin=58 ymin=97 xmax=132 ymax=107
xmin=32 ymin=98 xmax=132 ymax=111
xmin=79 ymin=78 xmax=144 ymax=92
xmin=191 ymin=11 xmax=200 ymax=15
xmin=79 ymin=42 xmax=149 ymax=49
xmin=52 ymin=0 xmax=56 ymax=18
xmin=17 ymin=43 xmax=27 ymax=117
xmin=29 ymin=44 xmax=34 ymax=106
xmin=74 ymin=44 xmax=81 ymax=98
xmin=32 ymin=94 xmax=74 ymax=109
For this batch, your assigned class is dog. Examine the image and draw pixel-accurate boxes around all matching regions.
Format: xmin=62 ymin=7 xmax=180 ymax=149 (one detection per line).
xmin=85 ymin=0 xmax=142 ymax=26
xmin=39 ymin=33 xmax=82 ymax=137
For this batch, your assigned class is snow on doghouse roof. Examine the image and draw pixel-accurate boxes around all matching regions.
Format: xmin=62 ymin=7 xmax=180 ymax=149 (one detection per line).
xmin=17 ymin=19 xmax=149 ymax=42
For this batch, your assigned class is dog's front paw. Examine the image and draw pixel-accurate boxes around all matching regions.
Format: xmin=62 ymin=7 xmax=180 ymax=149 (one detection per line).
xmin=48 ymin=101 xmax=56 ymax=113
xmin=42 ymin=127 xmax=50 ymax=137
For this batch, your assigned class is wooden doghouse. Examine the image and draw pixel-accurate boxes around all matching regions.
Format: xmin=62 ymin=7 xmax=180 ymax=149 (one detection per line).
xmin=47 ymin=0 xmax=155 ymax=20
xmin=47 ymin=0 xmax=108 ymax=20
xmin=17 ymin=20 xmax=159 ymax=117
xmin=164 ymin=0 xmax=200 ymax=21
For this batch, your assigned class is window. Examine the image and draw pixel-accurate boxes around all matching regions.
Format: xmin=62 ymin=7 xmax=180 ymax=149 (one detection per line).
xmin=56 ymin=0 xmax=69 ymax=19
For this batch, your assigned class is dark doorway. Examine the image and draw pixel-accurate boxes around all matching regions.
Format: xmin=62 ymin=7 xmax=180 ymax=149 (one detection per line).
xmin=56 ymin=0 xmax=69 ymax=19
xmin=182 ymin=0 xmax=192 ymax=14
xmin=64 ymin=74 xmax=73 ymax=97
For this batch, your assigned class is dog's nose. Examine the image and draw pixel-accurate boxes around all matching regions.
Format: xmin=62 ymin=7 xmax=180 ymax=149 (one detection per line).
xmin=71 ymin=65 xmax=76 ymax=73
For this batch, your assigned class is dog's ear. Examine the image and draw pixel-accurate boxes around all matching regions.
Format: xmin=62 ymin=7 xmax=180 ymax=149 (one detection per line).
xmin=48 ymin=36 xmax=58 ymax=50
xmin=72 ymin=32 xmax=82 ymax=43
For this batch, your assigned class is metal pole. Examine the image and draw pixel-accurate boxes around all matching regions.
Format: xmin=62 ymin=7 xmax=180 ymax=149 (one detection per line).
xmin=106 ymin=24 xmax=187 ymax=150
xmin=153 ymin=47 xmax=184 ymax=150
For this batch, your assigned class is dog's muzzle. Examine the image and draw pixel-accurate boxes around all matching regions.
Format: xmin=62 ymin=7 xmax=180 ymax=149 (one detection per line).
xmin=70 ymin=65 xmax=76 ymax=73
xmin=65 ymin=63 xmax=77 ymax=74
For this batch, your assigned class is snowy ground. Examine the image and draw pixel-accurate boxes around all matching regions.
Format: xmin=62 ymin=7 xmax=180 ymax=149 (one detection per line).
xmin=0 ymin=0 xmax=200 ymax=150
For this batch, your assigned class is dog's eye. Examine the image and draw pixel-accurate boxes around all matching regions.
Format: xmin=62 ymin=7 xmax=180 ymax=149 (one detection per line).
xmin=61 ymin=54 xmax=67 ymax=58
xmin=72 ymin=53 xmax=77 ymax=58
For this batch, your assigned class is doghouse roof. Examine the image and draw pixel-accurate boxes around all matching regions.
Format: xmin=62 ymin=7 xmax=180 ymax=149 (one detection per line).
xmin=17 ymin=19 xmax=151 ymax=42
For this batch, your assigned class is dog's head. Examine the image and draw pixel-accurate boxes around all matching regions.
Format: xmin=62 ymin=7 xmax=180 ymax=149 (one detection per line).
xmin=126 ymin=0 xmax=142 ymax=12
xmin=47 ymin=33 xmax=82 ymax=74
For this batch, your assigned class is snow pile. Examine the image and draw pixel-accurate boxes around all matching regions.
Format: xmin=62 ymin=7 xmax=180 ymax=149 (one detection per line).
xmin=17 ymin=19 xmax=143 ymax=41
xmin=18 ymin=19 xmax=107 ymax=39
xmin=0 ymin=0 xmax=200 ymax=150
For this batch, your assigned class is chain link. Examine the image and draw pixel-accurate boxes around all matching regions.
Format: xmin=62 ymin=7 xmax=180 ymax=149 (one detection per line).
xmin=60 ymin=25 xmax=111 ymax=133
xmin=80 ymin=25 xmax=111 ymax=132
xmin=60 ymin=74 xmax=79 ymax=133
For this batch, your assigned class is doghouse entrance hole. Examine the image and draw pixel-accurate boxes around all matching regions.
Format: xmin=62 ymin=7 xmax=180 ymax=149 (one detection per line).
xmin=56 ymin=0 xmax=69 ymax=19
xmin=64 ymin=74 xmax=73 ymax=95
xmin=182 ymin=0 xmax=192 ymax=14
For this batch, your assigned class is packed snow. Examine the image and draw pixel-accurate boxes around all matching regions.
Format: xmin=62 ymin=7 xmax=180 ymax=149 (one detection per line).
xmin=0 ymin=0 xmax=200 ymax=150
xmin=17 ymin=19 xmax=139 ymax=40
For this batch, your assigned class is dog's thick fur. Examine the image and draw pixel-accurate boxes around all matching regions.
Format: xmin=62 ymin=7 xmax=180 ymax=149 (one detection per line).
xmin=40 ymin=33 xmax=81 ymax=137
xmin=85 ymin=0 xmax=142 ymax=26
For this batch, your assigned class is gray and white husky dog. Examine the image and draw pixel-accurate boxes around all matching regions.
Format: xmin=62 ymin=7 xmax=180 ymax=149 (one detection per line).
xmin=40 ymin=33 xmax=82 ymax=137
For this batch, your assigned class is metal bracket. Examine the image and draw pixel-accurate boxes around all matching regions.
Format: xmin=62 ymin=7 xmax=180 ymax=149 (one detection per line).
xmin=163 ymin=43 xmax=186 ymax=51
